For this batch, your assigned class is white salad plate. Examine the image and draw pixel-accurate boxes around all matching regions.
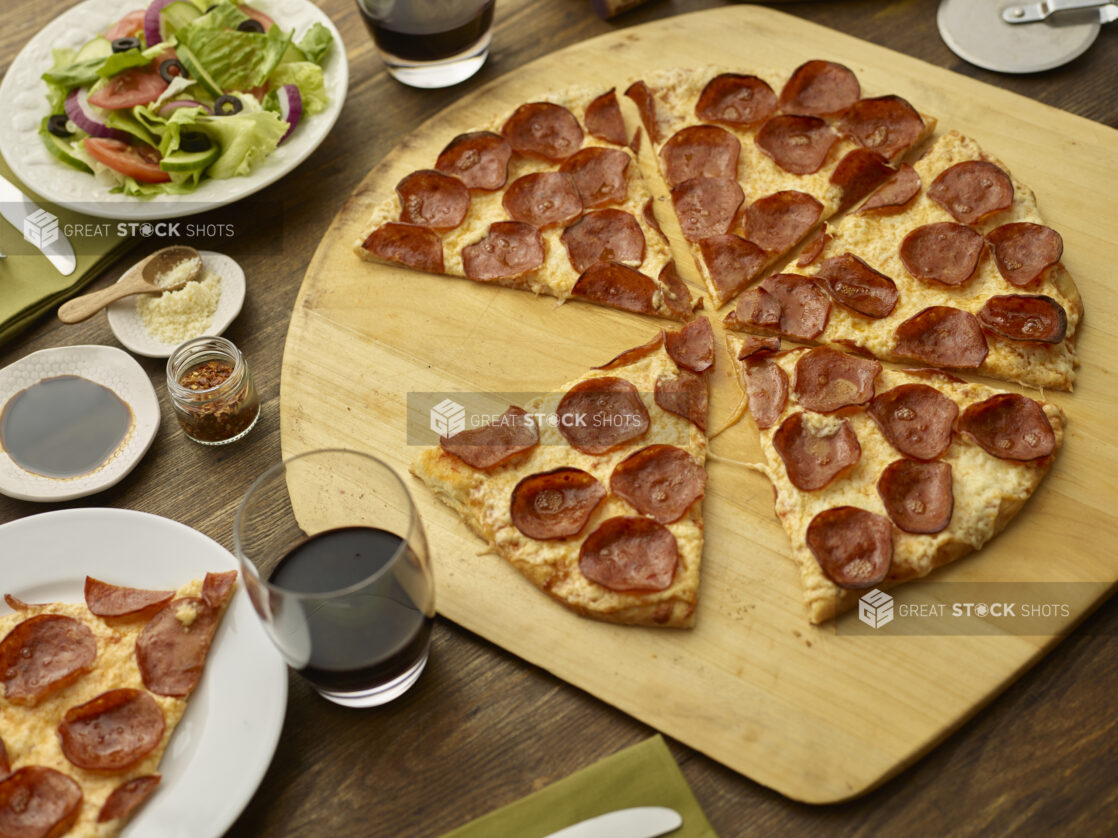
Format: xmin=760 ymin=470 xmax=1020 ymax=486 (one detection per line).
xmin=0 ymin=0 xmax=348 ymax=220
xmin=0 ymin=344 xmax=159 ymax=501
xmin=0 ymin=508 xmax=288 ymax=838
xmin=107 ymin=249 xmax=246 ymax=357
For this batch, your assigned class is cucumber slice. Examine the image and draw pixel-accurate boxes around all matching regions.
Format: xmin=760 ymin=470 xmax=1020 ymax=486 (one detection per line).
xmin=38 ymin=118 xmax=93 ymax=174
xmin=162 ymin=1 xmax=202 ymax=36
xmin=176 ymin=44 xmax=222 ymax=98
xmin=160 ymin=142 xmax=220 ymax=173
xmin=75 ymin=37 xmax=113 ymax=63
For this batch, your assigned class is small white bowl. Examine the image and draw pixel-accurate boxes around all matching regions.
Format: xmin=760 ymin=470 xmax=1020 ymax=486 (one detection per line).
xmin=107 ymin=250 xmax=246 ymax=358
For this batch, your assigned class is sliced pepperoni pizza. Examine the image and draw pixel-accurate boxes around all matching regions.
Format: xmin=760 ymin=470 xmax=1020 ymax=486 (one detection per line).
xmin=731 ymin=340 xmax=1064 ymax=623
xmin=0 ymin=572 xmax=237 ymax=837
xmin=411 ymin=319 xmax=715 ymax=627
xmin=355 ymin=86 xmax=698 ymax=321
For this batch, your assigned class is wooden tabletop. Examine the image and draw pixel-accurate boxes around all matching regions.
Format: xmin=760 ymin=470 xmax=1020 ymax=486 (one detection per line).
xmin=1 ymin=1 xmax=1115 ymax=835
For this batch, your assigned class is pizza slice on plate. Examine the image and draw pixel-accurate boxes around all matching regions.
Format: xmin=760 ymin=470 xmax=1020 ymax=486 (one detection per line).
xmin=412 ymin=319 xmax=715 ymax=627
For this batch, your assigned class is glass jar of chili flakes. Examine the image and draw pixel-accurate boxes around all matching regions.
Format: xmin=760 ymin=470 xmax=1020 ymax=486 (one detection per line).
xmin=166 ymin=336 xmax=260 ymax=445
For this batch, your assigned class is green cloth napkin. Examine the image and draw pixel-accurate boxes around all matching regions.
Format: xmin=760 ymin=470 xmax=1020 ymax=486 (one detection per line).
xmin=441 ymin=735 xmax=717 ymax=838
xmin=0 ymin=153 xmax=132 ymax=346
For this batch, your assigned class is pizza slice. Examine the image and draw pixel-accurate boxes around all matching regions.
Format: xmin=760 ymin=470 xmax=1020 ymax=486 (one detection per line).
xmin=355 ymin=86 xmax=699 ymax=321
xmin=730 ymin=339 xmax=1064 ymax=623
xmin=412 ymin=319 xmax=715 ymax=627
xmin=626 ymin=60 xmax=935 ymax=307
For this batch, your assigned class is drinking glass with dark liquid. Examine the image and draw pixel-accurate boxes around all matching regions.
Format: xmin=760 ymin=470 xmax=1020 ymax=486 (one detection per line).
xmin=356 ymin=0 xmax=496 ymax=88
xmin=234 ymin=449 xmax=435 ymax=708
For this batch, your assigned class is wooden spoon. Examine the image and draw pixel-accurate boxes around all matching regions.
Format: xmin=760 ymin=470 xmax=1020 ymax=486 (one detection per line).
xmin=57 ymin=246 xmax=204 ymax=324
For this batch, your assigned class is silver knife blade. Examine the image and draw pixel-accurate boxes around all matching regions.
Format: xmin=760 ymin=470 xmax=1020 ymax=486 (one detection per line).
xmin=542 ymin=806 xmax=682 ymax=838
xmin=0 ymin=174 xmax=77 ymax=276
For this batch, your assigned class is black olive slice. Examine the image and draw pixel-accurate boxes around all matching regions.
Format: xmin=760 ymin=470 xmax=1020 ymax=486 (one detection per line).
xmin=111 ymin=37 xmax=140 ymax=53
xmin=159 ymin=59 xmax=189 ymax=84
xmin=47 ymin=114 xmax=73 ymax=138
xmin=237 ymin=19 xmax=265 ymax=33
xmin=213 ymin=95 xmax=244 ymax=116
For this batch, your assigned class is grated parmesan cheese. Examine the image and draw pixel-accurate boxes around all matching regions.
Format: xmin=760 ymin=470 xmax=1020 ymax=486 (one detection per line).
xmin=153 ymin=255 xmax=203 ymax=288
xmin=137 ymin=268 xmax=222 ymax=343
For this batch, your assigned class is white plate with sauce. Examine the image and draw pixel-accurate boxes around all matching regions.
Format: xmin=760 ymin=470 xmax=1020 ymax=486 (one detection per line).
xmin=0 ymin=344 xmax=159 ymax=501
xmin=0 ymin=508 xmax=288 ymax=838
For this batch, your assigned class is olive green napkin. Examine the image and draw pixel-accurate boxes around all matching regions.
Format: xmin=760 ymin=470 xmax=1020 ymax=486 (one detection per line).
xmin=0 ymin=154 xmax=132 ymax=346
xmin=440 ymin=735 xmax=717 ymax=838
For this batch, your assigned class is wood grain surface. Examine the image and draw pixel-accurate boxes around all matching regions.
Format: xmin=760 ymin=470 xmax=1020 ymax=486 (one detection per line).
xmin=1 ymin=1 xmax=1116 ymax=835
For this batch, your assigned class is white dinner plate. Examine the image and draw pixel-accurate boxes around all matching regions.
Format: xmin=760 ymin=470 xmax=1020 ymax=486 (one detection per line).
xmin=0 ymin=0 xmax=348 ymax=220
xmin=0 ymin=344 xmax=159 ymax=501
xmin=0 ymin=508 xmax=288 ymax=838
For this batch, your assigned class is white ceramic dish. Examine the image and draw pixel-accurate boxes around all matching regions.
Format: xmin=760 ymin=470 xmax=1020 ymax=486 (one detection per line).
xmin=0 ymin=344 xmax=159 ymax=501
xmin=107 ymin=250 xmax=246 ymax=357
xmin=0 ymin=0 xmax=348 ymax=221
xmin=0 ymin=508 xmax=288 ymax=838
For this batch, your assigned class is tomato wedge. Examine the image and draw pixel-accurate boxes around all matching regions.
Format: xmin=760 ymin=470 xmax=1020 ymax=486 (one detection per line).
xmin=88 ymin=68 xmax=169 ymax=110
xmin=106 ymin=10 xmax=146 ymax=41
xmin=84 ymin=138 xmax=171 ymax=183
xmin=239 ymin=5 xmax=275 ymax=30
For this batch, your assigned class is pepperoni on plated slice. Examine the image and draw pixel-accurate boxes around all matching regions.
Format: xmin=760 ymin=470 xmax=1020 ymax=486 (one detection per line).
xmin=202 ymin=570 xmax=237 ymax=610
xmin=510 ymin=468 xmax=606 ymax=540
xmin=593 ymin=333 xmax=664 ymax=370
xmin=755 ymin=115 xmax=838 ymax=175
xmin=744 ymin=356 xmax=789 ymax=429
xmin=579 ymin=516 xmax=679 ymax=592
xmin=814 ymin=253 xmax=898 ymax=319
xmin=3 ymin=594 xmax=37 ymax=611
xmin=501 ymin=102 xmax=583 ymax=161
xmin=362 ymin=223 xmax=444 ymax=273
xmin=779 ymin=60 xmax=861 ymax=116
xmin=737 ymin=335 xmax=781 ymax=359
xmin=58 ymin=688 xmax=165 ymax=772
xmin=660 ymin=125 xmax=740 ymax=187
xmin=986 ymin=222 xmax=1063 ymax=287
xmin=84 ymin=577 xmax=173 ymax=620
xmin=561 ymin=210 xmax=645 ymax=273
xmin=98 ymin=776 xmax=161 ymax=823
xmin=557 ymin=377 xmax=650 ymax=454
xmin=0 ymin=615 xmax=96 ymax=706
xmin=655 ymin=370 xmax=708 ymax=431
xmin=958 ymin=394 xmax=1055 ymax=461
xmin=773 ymin=412 xmax=861 ymax=491
xmin=610 ymin=445 xmax=705 ymax=524
xmin=624 ymin=81 xmax=661 ymax=144
xmin=978 ymin=295 xmax=1067 ymax=344
xmin=435 ymin=131 xmax=512 ymax=191
xmin=894 ymin=307 xmax=989 ymax=369
xmin=396 ymin=170 xmax=470 ymax=230
xmin=665 ymin=317 xmax=714 ymax=373
xmin=696 ymin=73 xmax=777 ymax=127
xmin=830 ymin=148 xmax=894 ymax=212
xmin=796 ymin=225 xmax=829 ymax=268
xmin=868 ymin=384 xmax=958 ymax=461
xmin=671 ymin=177 xmax=743 ymax=242
xmin=559 ymin=147 xmax=630 ymax=209
xmin=572 ymin=262 xmax=659 ymax=316
xmin=136 ymin=597 xmax=224 ymax=698
xmin=584 ymin=88 xmax=628 ymax=146
xmin=899 ymin=222 xmax=984 ymax=287
xmin=0 ymin=767 xmax=82 ymax=838
xmin=878 ymin=460 xmax=954 ymax=534
xmin=658 ymin=261 xmax=696 ymax=319
xmin=502 ymin=172 xmax=583 ymax=229
xmin=793 ymin=347 xmax=881 ymax=413
xmin=743 ymin=191 xmax=823 ymax=254
xmin=806 ymin=507 xmax=892 ymax=589
xmin=462 ymin=221 xmax=545 ymax=281
xmin=726 ymin=274 xmax=831 ymax=341
xmin=858 ymin=163 xmax=921 ymax=214
xmin=838 ymin=96 xmax=925 ymax=161
xmin=440 ymin=406 xmax=539 ymax=469
xmin=928 ymin=160 xmax=1014 ymax=225
xmin=699 ymin=235 xmax=768 ymax=300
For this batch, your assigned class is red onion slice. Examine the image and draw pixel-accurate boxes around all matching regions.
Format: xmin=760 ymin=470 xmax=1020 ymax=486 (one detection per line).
xmin=144 ymin=0 xmax=180 ymax=48
xmin=65 ymin=88 xmax=131 ymax=141
xmin=276 ymin=83 xmax=302 ymax=144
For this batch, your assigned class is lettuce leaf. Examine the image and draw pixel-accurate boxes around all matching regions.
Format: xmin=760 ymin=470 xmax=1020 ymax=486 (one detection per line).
xmin=296 ymin=23 xmax=333 ymax=66
xmin=194 ymin=109 xmax=288 ymax=179
xmin=267 ymin=62 xmax=328 ymax=115
xmin=177 ymin=20 xmax=292 ymax=92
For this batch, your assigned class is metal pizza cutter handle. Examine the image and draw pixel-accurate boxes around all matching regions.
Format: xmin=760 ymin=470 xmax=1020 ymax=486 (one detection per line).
xmin=1002 ymin=0 xmax=1117 ymax=24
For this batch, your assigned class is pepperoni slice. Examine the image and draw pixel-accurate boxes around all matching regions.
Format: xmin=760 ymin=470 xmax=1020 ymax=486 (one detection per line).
xmin=928 ymin=160 xmax=1014 ymax=225
xmin=658 ymin=261 xmax=695 ymax=319
xmin=794 ymin=347 xmax=881 ymax=413
xmin=501 ymin=172 xmax=582 ymax=229
xmin=557 ymin=377 xmax=650 ymax=454
xmin=462 ymin=221 xmax=545 ymax=281
xmin=0 ymin=767 xmax=82 ymax=838
xmin=806 ymin=507 xmax=892 ymax=589
xmin=2 ymin=595 xmax=34 ymax=611
xmin=136 ymin=597 xmax=224 ymax=697
xmin=772 ymin=412 xmax=861 ymax=491
xmin=510 ymin=468 xmax=606 ymax=540
xmin=579 ymin=517 xmax=679 ymax=592
xmin=655 ymin=371 xmax=708 ymax=431
xmin=699 ymin=235 xmax=768 ymax=300
xmin=594 ymin=333 xmax=664 ymax=371
xmin=986 ymin=222 xmax=1063 ymax=287
xmin=858 ymin=163 xmax=921 ymax=214
xmin=84 ymin=577 xmax=173 ymax=620
xmin=202 ymin=570 xmax=237 ymax=610
xmin=958 ymin=394 xmax=1055 ymax=461
xmin=743 ymin=191 xmax=823 ymax=254
xmin=624 ymin=81 xmax=661 ymax=144
xmin=558 ymin=147 xmax=629 ymax=209
xmin=58 ymin=688 xmax=165 ymax=772
xmin=727 ymin=274 xmax=831 ymax=341
xmin=610 ymin=445 xmax=705 ymax=524
xmin=561 ymin=210 xmax=645 ymax=273
xmin=899 ymin=222 xmax=984 ymax=286
xmin=736 ymin=335 xmax=781 ymax=359
xmin=878 ymin=460 xmax=954 ymax=534
xmin=779 ymin=60 xmax=860 ymax=116
xmin=584 ymin=88 xmax=627 ymax=146
xmin=0 ymin=615 xmax=96 ymax=706
xmin=894 ymin=307 xmax=989 ymax=369
xmin=98 ymin=775 xmax=161 ymax=823
xmin=830 ymin=148 xmax=894 ymax=212
xmin=726 ymin=286 xmax=779 ymax=332
xmin=642 ymin=198 xmax=665 ymax=241
xmin=571 ymin=262 xmax=658 ymax=316
xmin=500 ymin=102 xmax=583 ymax=161
xmin=361 ymin=223 xmax=444 ymax=273
xmin=695 ymin=73 xmax=777 ymax=127
xmin=660 ymin=125 xmax=740 ymax=187
xmin=395 ymin=169 xmax=470 ymax=230
xmin=978 ymin=295 xmax=1067 ymax=344
xmin=838 ymin=96 xmax=925 ymax=160
xmin=435 ymin=131 xmax=511 ymax=191
xmin=0 ymin=737 xmax=9 ymax=780
xmin=814 ymin=253 xmax=898 ymax=319
xmin=665 ymin=317 xmax=714 ymax=373
xmin=755 ymin=115 xmax=838 ymax=175
xmin=440 ymin=406 xmax=539 ymax=469
xmin=867 ymin=384 xmax=958 ymax=461
xmin=796 ymin=225 xmax=829 ymax=268
xmin=671 ymin=177 xmax=744 ymax=242
xmin=744 ymin=356 xmax=789 ymax=429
